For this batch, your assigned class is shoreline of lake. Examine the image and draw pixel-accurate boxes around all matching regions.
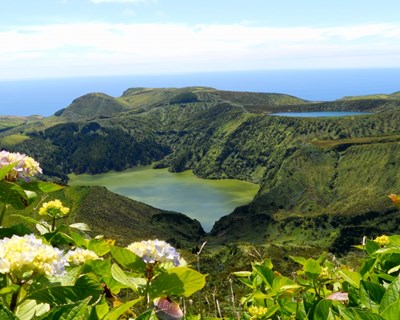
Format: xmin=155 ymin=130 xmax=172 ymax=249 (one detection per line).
xmin=68 ymin=166 xmax=259 ymax=232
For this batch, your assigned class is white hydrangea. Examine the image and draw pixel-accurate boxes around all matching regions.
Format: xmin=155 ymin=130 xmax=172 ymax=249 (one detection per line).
xmin=65 ymin=248 xmax=100 ymax=265
xmin=0 ymin=234 xmax=66 ymax=278
xmin=0 ymin=150 xmax=42 ymax=182
xmin=126 ymin=239 xmax=180 ymax=266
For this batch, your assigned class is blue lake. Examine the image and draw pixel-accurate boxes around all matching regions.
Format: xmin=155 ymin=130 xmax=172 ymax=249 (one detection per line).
xmin=270 ymin=111 xmax=372 ymax=118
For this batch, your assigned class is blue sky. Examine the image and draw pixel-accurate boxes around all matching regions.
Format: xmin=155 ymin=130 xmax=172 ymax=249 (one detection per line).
xmin=1 ymin=0 xmax=400 ymax=80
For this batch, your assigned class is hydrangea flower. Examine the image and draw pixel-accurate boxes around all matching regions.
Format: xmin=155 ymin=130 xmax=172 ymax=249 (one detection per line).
xmin=39 ymin=199 xmax=70 ymax=218
xmin=65 ymin=248 xmax=101 ymax=265
xmin=0 ymin=150 xmax=42 ymax=182
xmin=0 ymin=234 xmax=66 ymax=279
xmin=126 ymin=239 xmax=180 ymax=266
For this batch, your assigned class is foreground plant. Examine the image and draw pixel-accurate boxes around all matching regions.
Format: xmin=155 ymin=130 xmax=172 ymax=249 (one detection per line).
xmin=0 ymin=150 xmax=62 ymax=226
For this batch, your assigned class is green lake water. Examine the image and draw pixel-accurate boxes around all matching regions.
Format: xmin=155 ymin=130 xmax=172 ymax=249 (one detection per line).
xmin=68 ymin=166 xmax=259 ymax=232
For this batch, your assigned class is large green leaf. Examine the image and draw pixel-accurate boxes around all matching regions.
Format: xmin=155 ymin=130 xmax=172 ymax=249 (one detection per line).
xmin=149 ymin=267 xmax=206 ymax=298
xmin=272 ymin=276 xmax=301 ymax=294
xmin=313 ymin=299 xmax=335 ymax=320
xmin=338 ymin=269 xmax=361 ymax=289
xmin=0 ymin=162 xmax=18 ymax=181
xmin=40 ymin=297 xmax=91 ymax=320
xmin=0 ymin=223 xmax=32 ymax=239
xmin=110 ymin=263 xmax=146 ymax=292
xmin=104 ymin=298 xmax=142 ymax=320
xmin=0 ymin=304 xmax=17 ymax=320
xmin=19 ymin=181 xmax=64 ymax=193
xmin=83 ymin=260 xmax=125 ymax=294
xmin=380 ymin=274 xmax=400 ymax=316
xmin=28 ymin=274 xmax=103 ymax=306
xmin=110 ymin=245 xmax=146 ymax=274
xmin=15 ymin=299 xmax=40 ymax=320
xmin=253 ymin=264 xmax=274 ymax=288
xmin=304 ymin=258 xmax=322 ymax=278
xmin=360 ymin=280 xmax=385 ymax=313
xmin=87 ymin=239 xmax=112 ymax=256
xmin=339 ymin=307 xmax=385 ymax=320
xmin=366 ymin=239 xmax=381 ymax=256
xmin=0 ymin=181 xmax=31 ymax=209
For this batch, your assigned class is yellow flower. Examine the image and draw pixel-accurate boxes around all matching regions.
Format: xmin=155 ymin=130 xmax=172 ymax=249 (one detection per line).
xmin=248 ymin=305 xmax=268 ymax=319
xmin=319 ymin=266 xmax=330 ymax=279
xmin=374 ymin=235 xmax=390 ymax=246
xmin=39 ymin=199 xmax=70 ymax=218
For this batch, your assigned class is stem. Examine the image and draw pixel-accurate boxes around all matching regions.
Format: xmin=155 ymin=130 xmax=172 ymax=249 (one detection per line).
xmin=51 ymin=216 xmax=56 ymax=232
xmin=0 ymin=203 xmax=7 ymax=227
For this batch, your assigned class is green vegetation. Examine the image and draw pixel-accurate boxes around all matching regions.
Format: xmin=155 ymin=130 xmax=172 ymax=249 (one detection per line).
xmin=1 ymin=87 xmax=400 ymax=258
xmin=1 ymin=152 xmax=400 ymax=319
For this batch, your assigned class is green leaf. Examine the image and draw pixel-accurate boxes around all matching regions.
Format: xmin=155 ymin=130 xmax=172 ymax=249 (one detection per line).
xmin=253 ymin=264 xmax=274 ymax=287
xmin=313 ymin=299 xmax=335 ymax=320
xmin=110 ymin=245 xmax=146 ymax=274
xmin=232 ymin=271 xmax=252 ymax=277
xmin=15 ymin=299 xmax=39 ymax=320
xmin=290 ymin=255 xmax=308 ymax=266
xmin=375 ymin=246 xmax=400 ymax=255
xmin=360 ymin=280 xmax=385 ymax=312
xmin=87 ymin=239 xmax=111 ymax=256
xmin=68 ymin=223 xmax=91 ymax=231
xmin=0 ymin=162 xmax=18 ymax=181
xmin=20 ymin=181 xmax=64 ymax=193
xmin=366 ymin=239 xmax=381 ymax=256
xmin=90 ymin=302 xmax=109 ymax=320
xmin=338 ymin=269 xmax=361 ymax=289
xmin=304 ymin=258 xmax=322 ymax=278
xmin=380 ymin=274 xmax=400 ymax=316
xmin=149 ymin=267 xmax=206 ymax=298
xmin=28 ymin=274 xmax=103 ymax=306
xmin=339 ymin=307 xmax=385 ymax=320
xmin=0 ymin=223 xmax=32 ymax=239
xmin=83 ymin=260 xmax=124 ymax=294
xmin=0 ymin=304 xmax=17 ymax=320
xmin=272 ymin=276 xmax=301 ymax=294
xmin=110 ymin=263 xmax=146 ymax=292
xmin=0 ymin=181 xmax=30 ymax=209
xmin=45 ymin=297 xmax=91 ymax=320
xmin=104 ymin=298 xmax=141 ymax=320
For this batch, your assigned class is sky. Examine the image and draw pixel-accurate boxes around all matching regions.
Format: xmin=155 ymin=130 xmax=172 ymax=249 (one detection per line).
xmin=1 ymin=0 xmax=400 ymax=80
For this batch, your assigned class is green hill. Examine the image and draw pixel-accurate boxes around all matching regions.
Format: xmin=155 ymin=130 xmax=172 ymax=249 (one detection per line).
xmin=1 ymin=87 xmax=400 ymax=255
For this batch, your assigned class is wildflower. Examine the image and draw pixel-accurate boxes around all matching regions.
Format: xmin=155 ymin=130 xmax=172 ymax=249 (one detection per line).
xmin=39 ymin=199 xmax=70 ymax=218
xmin=319 ymin=266 xmax=330 ymax=279
xmin=0 ymin=150 xmax=42 ymax=182
xmin=154 ymin=297 xmax=183 ymax=320
xmin=65 ymin=248 xmax=101 ymax=265
xmin=247 ymin=305 xmax=268 ymax=319
xmin=374 ymin=235 xmax=390 ymax=246
xmin=126 ymin=239 xmax=180 ymax=266
xmin=0 ymin=234 xmax=66 ymax=279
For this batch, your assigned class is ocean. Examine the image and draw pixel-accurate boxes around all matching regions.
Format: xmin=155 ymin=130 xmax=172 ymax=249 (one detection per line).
xmin=1 ymin=68 xmax=400 ymax=117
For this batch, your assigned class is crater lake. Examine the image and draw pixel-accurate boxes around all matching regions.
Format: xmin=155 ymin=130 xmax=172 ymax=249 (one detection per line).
xmin=68 ymin=166 xmax=259 ymax=232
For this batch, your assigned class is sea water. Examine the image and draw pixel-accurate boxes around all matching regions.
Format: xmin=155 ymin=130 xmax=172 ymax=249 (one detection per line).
xmin=1 ymin=68 xmax=399 ymax=116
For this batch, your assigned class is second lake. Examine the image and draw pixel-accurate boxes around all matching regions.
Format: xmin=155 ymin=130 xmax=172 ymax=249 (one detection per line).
xmin=68 ymin=166 xmax=260 ymax=232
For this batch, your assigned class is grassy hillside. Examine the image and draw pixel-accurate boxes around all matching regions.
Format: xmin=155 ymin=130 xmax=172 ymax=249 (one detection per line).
xmin=1 ymin=87 xmax=400 ymax=255
xmin=4 ymin=185 xmax=204 ymax=248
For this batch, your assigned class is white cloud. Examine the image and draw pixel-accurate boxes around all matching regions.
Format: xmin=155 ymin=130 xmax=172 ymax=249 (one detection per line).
xmin=1 ymin=22 xmax=400 ymax=79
